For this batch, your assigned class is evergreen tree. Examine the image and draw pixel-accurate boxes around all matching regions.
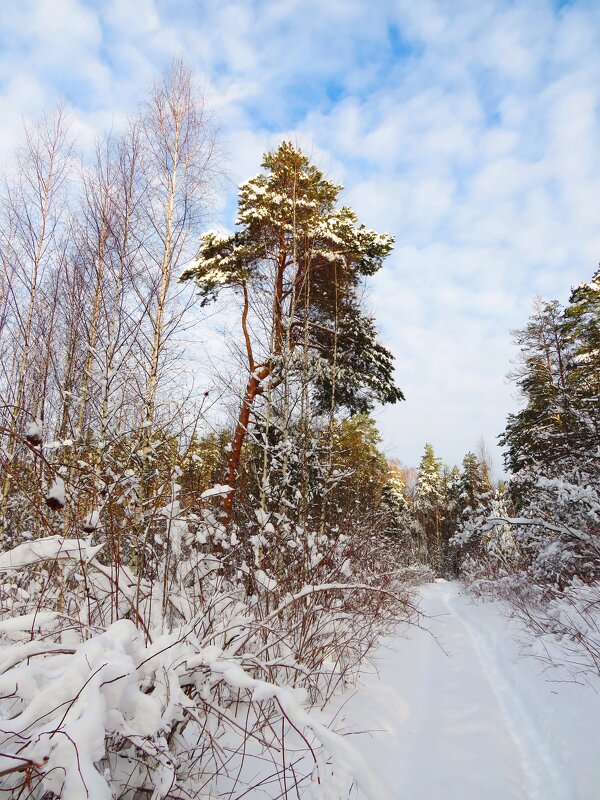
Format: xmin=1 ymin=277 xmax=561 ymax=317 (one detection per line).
xmin=458 ymin=452 xmax=493 ymax=517
xmin=380 ymin=464 xmax=407 ymax=520
xmin=500 ymin=299 xmax=571 ymax=480
xmin=450 ymin=452 xmax=495 ymax=570
xmin=563 ymin=266 xmax=600 ymax=456
xmin=329 ymin=415 xmax=389 ymax=518
xmin=379 ymin=462 xmax=414 ymax=557
xmin=471 ymin=267 xmax=600 ymax=590
xmin=440 ymin=464 xmax=462 ymax=575
xmin=414 ymin=443 xmax=445 ymax=572
xmin=182 ymin=142 xmax=403 ymax=522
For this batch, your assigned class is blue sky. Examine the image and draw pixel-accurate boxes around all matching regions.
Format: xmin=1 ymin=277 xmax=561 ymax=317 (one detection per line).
xmin=1 ymin=0 xmax=599 ymax=473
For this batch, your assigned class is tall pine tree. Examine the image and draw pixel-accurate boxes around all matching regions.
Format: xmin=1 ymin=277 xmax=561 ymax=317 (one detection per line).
xmin=182 ymin=142 xmax=403 ymax=523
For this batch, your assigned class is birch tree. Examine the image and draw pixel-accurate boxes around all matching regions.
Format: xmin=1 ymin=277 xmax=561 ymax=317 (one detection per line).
xmin=0 ymin=105 xmax=72 ymax=535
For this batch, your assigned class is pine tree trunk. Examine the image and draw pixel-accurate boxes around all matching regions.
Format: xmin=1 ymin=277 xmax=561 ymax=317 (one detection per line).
xmin=223 ymin=364 xmax=270 ymax=525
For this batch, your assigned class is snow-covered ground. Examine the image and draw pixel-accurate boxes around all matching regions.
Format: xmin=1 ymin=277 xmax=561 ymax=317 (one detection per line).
xmin=331 ymin=580 xmax=600 ymax=800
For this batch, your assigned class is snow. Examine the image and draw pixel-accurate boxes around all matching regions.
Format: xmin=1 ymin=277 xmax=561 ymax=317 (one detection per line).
xmin=0 ymin=536 xmax=105 ymax=570
xmin=45 ymin=475 xmax=65 ymax=507
xmin=254 ymin=568 xmax=278 ymax=591
xmin=333 ymin=580 xmax=600 ymax=800
xmin=200 ymin=483 xmax=233 ymax=499
xmin=83 ymin=508 xmax=100 ymax=531
xmin=0 ymin=613 xmax=392 ymax=799
xmin=0 ymin=610 xmax=58 ymax=634
xmin=24 ymin=416 xmax=43 ymax=444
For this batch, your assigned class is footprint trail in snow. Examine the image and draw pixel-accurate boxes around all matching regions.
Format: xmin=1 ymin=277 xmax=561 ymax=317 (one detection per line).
xmin=334 ymin=580 xmax=599 ymax=800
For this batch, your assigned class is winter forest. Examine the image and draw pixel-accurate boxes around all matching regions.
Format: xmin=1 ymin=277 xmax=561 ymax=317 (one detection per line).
xmin=0 ymin=15 xmax=599 ymax=800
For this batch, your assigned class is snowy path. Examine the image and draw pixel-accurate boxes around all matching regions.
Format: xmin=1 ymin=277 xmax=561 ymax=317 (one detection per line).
xmin=334 ymin=580 xmax=600 ymax=800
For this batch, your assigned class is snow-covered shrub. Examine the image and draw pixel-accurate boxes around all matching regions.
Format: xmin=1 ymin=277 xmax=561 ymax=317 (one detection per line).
xmin=451 ymin=489 xmax=519 ymax=581
xmin=464 ymin=571 xmax=600 ymax=682
xmin=507 ymin=468 xmax=600 ymax=587
xmin=0 ymin=614 xmax=396 ymax=799
xmin=455 ymin=466 xmax=600 ymax=678
xmin=0 ymin=511 xmax=416 ymax=798
xmin=0 ymin=397 xmax=419 ymax=796
xmin=526 ymin=579 xmax=600 ymax=679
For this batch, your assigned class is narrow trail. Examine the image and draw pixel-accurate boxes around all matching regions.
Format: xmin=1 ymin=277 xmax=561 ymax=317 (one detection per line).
xmin=336 ymin=580 xmax=599 ymax=800
xmin=442 ymin=586 xmax=574 ymax=800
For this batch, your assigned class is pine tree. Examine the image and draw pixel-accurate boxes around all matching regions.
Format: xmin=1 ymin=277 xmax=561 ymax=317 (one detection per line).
xmin=500 ymin=299 xmax=572 ymax=480
xmin=414 ymin=443 xmax=444 ymax=571
xmin=380 ymin=463 xmax=415 ymax=559
xmin=563 ymin=266 xmax=600 ymax=456
xmin=450 ymin=452 xmax=495 ymax=570
xmin=479 ymin=269 xmax=600 ymax=588
xmin=182 ymin=142 xmax=403 ymax=523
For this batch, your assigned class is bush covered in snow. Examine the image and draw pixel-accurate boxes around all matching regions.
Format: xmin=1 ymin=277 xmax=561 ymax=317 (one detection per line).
xmin=0 ymin=514 xmax=417 ymax=798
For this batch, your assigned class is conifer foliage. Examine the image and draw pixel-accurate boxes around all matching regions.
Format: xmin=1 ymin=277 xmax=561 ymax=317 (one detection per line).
xmin=453 ymin=267 xmax=600 ymax=677
xmin=182 ymin=141 xmax=403 ymax=523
